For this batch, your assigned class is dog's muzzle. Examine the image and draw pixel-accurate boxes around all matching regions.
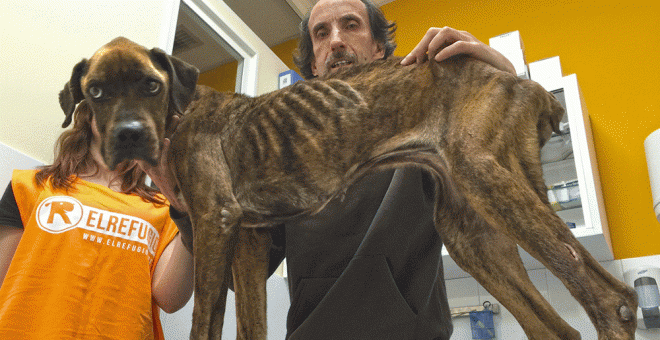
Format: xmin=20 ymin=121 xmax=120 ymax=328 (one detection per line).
xmin=108 ymin=120 xmax=158 ymax=169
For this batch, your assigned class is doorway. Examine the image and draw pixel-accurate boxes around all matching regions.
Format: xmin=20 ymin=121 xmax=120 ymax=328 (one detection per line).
xmin=163 ymin=0 xmax=258 ymax=96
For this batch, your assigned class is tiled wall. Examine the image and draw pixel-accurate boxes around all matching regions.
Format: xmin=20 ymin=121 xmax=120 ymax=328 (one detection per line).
xmin=446 ymin=255 xmax=660 ymax=339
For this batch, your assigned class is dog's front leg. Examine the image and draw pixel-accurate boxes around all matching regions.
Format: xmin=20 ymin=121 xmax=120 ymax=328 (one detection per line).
xmin=232 ymin=227 xmax=271 ymax=340
xmin=190 ymin=208 xmax=239 ymax=340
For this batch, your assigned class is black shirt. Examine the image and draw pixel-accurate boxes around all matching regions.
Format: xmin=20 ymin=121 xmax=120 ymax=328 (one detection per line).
xmin=271 ymin=168 xmax=452 ymax=339
xmin=0 ymin=183 xmax=22 ymax=228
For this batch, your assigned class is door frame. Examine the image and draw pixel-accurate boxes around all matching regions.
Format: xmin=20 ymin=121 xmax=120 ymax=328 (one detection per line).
xmin=160 ymin=0 xmax=258 ymax=96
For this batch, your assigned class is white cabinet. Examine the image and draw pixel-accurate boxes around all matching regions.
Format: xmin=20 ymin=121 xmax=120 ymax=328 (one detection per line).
xmin=443 ymin=74 xmax=613 ymax=279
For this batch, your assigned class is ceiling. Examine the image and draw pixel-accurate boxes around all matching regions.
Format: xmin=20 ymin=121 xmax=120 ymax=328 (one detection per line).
xmin=172 ymin=0 xmax=395 ymax=73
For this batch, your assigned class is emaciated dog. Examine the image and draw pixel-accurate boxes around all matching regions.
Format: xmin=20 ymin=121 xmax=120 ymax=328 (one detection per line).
xmin=59 ymin=37 xmax=637 ymax=340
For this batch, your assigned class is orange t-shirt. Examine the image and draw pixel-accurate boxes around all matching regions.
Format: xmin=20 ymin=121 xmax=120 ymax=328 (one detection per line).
xmin=0 ymin=170 xmax=178 ymax=340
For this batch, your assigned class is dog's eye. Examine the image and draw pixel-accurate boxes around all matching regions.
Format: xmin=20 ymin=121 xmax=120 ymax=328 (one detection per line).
xmin=89 ymin=87 xmax=103 ymax=99
xmin=147 ymin=81 xmax=160 ymax=94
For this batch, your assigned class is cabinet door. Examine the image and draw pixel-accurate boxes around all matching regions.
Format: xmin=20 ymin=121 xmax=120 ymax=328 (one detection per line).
xmin=541 ymin=89 xmax=582 ymax=229
xmin=541 ymin=74 xmax=612 ymax=260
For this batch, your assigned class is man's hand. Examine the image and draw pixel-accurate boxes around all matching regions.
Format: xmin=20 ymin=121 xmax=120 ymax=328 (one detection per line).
xmin=400 ymin=26 xmax=516 ymax=75
xmin=138 ymin=115 xmax=187 ymax=213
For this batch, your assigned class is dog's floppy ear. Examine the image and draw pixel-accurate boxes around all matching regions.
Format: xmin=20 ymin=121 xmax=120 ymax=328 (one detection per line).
xmin=150 ymin=48 xmax=199 ymax=114
xmin=59 ymin=59 xmax=88 ymax=128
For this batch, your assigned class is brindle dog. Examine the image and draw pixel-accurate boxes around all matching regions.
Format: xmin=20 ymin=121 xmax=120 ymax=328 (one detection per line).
xmin=59 ymin=38 xmax=637 ymax=340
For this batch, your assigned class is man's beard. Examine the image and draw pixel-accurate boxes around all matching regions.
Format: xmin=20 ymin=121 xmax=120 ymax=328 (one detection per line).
xmin=324 ymin=50 xmax=358 ymax=72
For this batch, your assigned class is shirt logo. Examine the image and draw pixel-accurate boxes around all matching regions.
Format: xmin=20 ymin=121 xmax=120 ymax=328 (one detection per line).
xmin=37 ymin=196 xmax=84 ymax=233
xmin=35 ymin=196 xmax=160 ymax=257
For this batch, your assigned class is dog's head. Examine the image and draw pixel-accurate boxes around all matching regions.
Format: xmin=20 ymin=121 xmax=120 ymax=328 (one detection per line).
xmin=59 ymin=37 xmax=199 ymax=170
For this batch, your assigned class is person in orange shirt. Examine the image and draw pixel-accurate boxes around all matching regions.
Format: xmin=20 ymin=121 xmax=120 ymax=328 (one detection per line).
xmin=0 ymin=96 xmax=193 ymax=339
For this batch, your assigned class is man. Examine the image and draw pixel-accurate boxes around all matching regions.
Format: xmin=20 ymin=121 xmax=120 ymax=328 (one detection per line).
xmin=264 ymin=1 xmax=515 ymax=339
xmin=151 ymin=0 xmax=515 ymax=338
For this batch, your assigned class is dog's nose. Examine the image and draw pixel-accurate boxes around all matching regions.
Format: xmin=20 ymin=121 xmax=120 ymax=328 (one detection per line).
xmin=113 ymin=121 xmax=148 ymax=145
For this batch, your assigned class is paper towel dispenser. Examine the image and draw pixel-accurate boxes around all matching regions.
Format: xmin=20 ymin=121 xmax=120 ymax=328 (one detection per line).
xmin=624 ymin=266 xmax=660 ymax=329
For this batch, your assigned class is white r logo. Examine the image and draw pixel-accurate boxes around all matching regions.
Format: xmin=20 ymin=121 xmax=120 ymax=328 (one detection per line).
xmin=36 ymin=196 xmax=84 ymax=234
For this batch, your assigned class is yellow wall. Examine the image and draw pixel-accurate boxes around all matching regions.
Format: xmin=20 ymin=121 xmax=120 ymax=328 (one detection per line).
xmin=199 ymin=38 xmax=300 ymax=93
xmin=198 ymin=61 xmax=239 ymax=93
xmin=271 ymin=38 xmax=300 ymax=72
xmin=381 ymin=0 xmax=660 ymax=260
xmin=270 ymin=1 xmax=660 ymax=259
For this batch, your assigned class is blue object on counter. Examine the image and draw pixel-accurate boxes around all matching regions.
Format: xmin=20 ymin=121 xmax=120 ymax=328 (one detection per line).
xmin=470 ymin=310 xmax=495 ymax=339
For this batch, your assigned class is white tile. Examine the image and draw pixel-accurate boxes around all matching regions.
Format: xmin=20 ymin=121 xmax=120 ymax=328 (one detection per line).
xmin=621 ymin=254 xmax=660 ymax=274
xmin=447 ymin=277 xmax=481 ymax=339
xmin=635 ymin=328 xmax=660 ymax=340
xmin=449 ymin=317 xmax=473 ymax=340
xmin=446 ymin=277 xmax=479 ymax=308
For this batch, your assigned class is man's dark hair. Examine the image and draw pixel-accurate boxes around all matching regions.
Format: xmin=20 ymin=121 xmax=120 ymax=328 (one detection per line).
xmin=293 ymin=0 xmax=397 ymax=79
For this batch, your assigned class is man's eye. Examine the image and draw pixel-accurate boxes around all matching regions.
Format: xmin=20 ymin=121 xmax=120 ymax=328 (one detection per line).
xmin=89 ymin=87 xmax=103 ymax=99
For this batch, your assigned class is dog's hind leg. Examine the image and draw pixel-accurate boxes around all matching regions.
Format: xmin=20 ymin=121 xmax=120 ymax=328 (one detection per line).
xmin=438 ymin=205 xmax=581 ymax=339
xmin=449 ymin=155 xmax=637 ymax=340
xmin=232 ymin=227 xmax=271 ymax=340
xmin=370 ymin=149 xmax=581 ymax=338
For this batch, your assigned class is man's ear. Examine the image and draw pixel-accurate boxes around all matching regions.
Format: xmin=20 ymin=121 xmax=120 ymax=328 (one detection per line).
xmin=373 ymin=42 xmax=385 ymax=60
xmin=311 ymin=57 xmax=319 ymax=77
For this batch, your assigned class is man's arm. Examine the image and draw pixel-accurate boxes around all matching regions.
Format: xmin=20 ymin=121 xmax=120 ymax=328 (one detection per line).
xmin=400 ymin=26 xmax=516 ymax=75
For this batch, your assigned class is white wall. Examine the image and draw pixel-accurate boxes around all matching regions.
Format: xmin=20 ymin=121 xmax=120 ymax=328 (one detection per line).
xmin=0 ymin=142 xmax=43 ymax=190
xmin=0 ymin=0 xmax=287 ymax=164
xmin=0 ymin=0 xmax=168 ymax=163
xmin=1 ymin=1 xmax=289 ymax=337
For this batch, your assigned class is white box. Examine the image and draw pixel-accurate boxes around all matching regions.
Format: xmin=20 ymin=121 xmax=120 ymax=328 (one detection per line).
xmin=529 ymin=56 xmax=563 ymax=91
xmin=489 ymin=30 xmax=524 ymax=52
xmin=489 ymin=31 xmax=529 ymax=79
xmin=506 ymin=50 xmax=530 ymax=79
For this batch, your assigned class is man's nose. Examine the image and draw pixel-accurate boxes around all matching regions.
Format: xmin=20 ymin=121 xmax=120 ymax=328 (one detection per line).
xmin=329 ymin=28 xmax=346 ymax=52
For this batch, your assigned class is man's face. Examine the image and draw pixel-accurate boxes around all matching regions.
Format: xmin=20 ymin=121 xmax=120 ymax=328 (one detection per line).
xmin=308 ymin=0 xmax=385 ymax=77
